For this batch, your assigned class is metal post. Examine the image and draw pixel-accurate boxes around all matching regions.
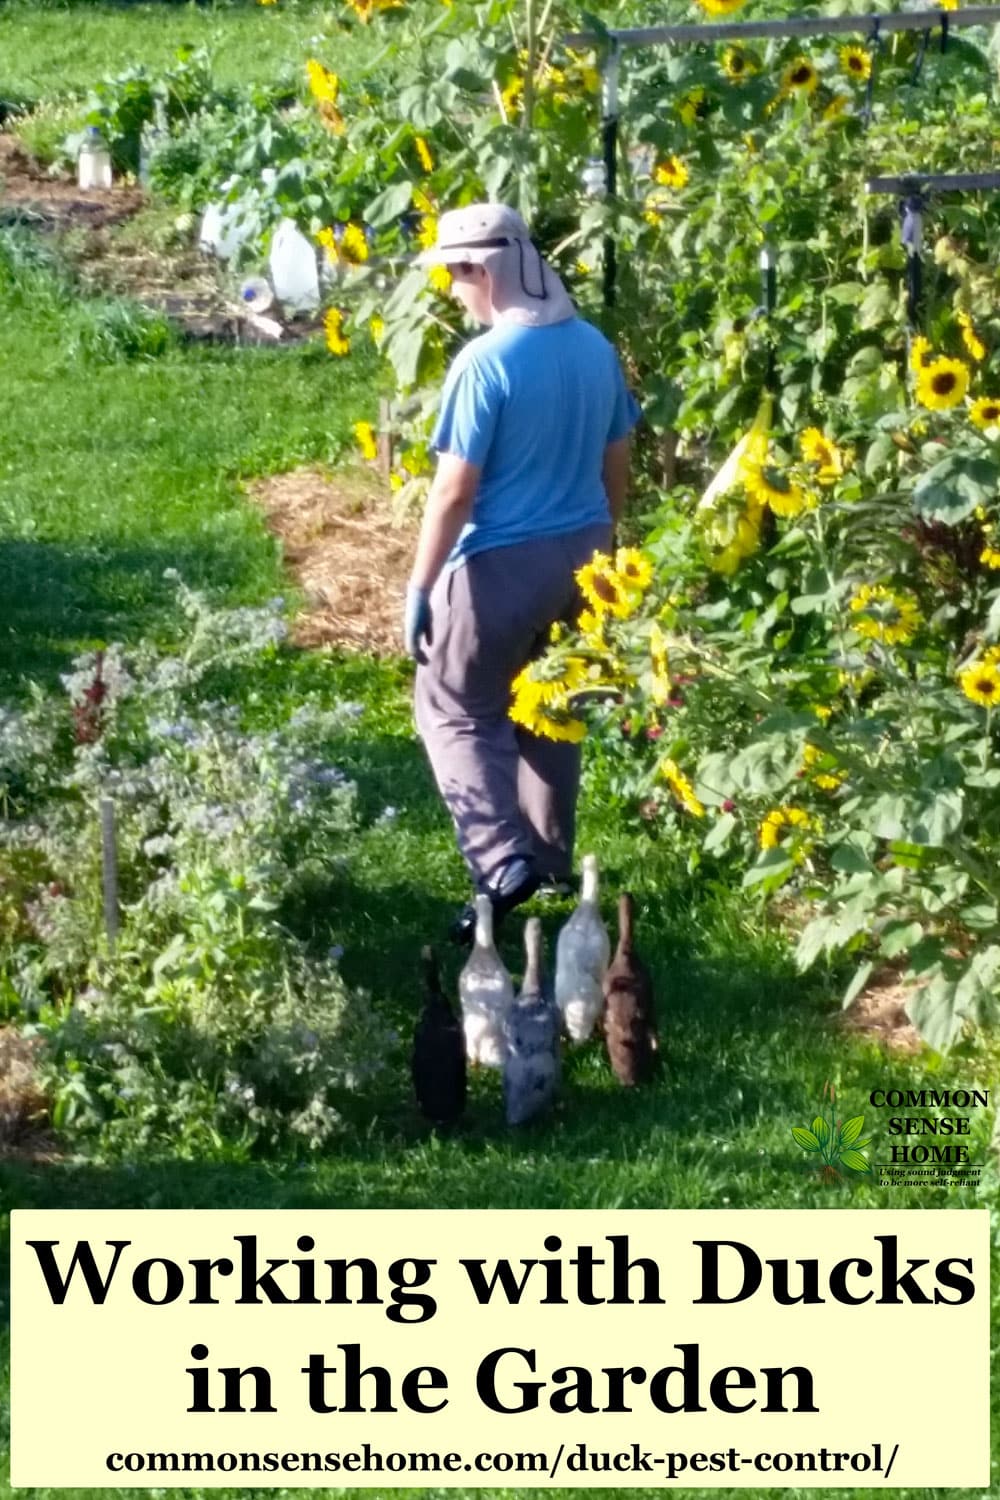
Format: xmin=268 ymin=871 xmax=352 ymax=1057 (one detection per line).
xmin=601 ymin=43 xmax=620 ymax=310
xmin=100 ymin=798 xmax=120 ymax=949
xmin=760 ymin=245 xmax=777 ymax=392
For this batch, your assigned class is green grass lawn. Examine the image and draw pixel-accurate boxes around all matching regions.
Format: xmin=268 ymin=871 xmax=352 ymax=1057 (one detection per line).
xmin=0 ymin=0 xmax=379 ymax=107
xmin=0 ymin=235 xmax=998 ymax=1499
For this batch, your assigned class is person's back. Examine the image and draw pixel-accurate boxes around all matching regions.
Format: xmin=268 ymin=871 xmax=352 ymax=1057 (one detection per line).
xmin=434 ymin=319 xmax=629 ymax=563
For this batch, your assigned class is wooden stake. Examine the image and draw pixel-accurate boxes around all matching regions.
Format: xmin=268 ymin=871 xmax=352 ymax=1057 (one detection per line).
xmin=100 ymin=798 xmax=120 ymax=948
xmin=377 ymin=397 xmax=393 ymax=482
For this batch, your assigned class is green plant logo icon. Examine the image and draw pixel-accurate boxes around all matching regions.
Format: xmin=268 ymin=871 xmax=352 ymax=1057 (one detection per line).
xmin=792 ymin=1081 xmax=872 ymax=1181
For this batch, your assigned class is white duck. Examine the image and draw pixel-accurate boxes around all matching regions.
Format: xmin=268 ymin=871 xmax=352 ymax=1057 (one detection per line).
xmin=555 ymin=853 xmax=610 ymax=1043
xmin=458 ymin=895 xmax=514 ymax=1068
xmin=503 ymin=917 xmax=560 ymax=1126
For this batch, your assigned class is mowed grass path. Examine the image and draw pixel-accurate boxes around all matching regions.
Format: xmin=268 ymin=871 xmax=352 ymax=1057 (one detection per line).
xmin=1 ymin=252 xmax=998 ymax=1500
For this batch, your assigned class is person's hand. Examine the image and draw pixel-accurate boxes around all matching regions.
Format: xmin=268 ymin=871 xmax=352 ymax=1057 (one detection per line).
xmin=404 ymin=583 xmax=432 ymax=662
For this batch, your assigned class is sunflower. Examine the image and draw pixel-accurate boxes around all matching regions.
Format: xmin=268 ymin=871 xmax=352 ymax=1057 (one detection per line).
xmin=501 ymin=75 xmax=524 ymax=116
xmin=916 ymin=356 xmax=970 ymax=411
xmin=981 ymin=545 xmax=1000 ymax=569
xmin=799 ymin=427 xmax=845 ymax=484
xmin=957 ymin=310 xmax=986 ymax=362
xmin=427 ymin=264 xmax=452 ymax=295
xmin=576 ymin=552 xmax=634 ymax=619
xmin=340 ymin=223 xmax=369 ymax=264
xmin=323 ymin=307 xmax=350 ymax=356
xmin=848 ymin=583 xmax=921 ymax=646
xmin=369 ymin=313 xmax=384 ymax=342
xmin=316 ymin=226 xmax=338 ymax=262
xmin=697 ymin=0 xmax=745 ymax=12
xmin=839 ymin=45 xmax=871 ymax=82
xmin=509 ymin=663 xmax=589 ymax=742
xmin=659 ymin=758 xmax=705 ymax=818
xmin=615 ymin=547 xmax=654 ymax=591
xmin=758 ymin=805 xmax=816 ymax=859
xmin=743 ymin=461 xmax=806 ymax=518
xmin=781 ymin=56 xmax=819 ymax=95
xmin=354 ymin=420 xmax=378 ymax=461
xmin=721 ymin=46 xmax=757 ymax=81
xmin=969 ymin=396 xmax=1000 ymax=431
xmin=306 ymin=58 xmax=339 ymax=104
xmin=677 ymin=87 xmax=709 ymax=126
xmin=959 ymin=660 xmax=1000 ymax=707
xmin=414 ymin=135 xmax=434 ymax=173
xmin=802 ymin=742 xmax=845 ymax=792
xmin=654 ymin=155 xmax=689 ymax=189
xmin=577 ymin=607 xmax=605 ymax=639
xmin=909 ymin=335 xmax=934 ymax=372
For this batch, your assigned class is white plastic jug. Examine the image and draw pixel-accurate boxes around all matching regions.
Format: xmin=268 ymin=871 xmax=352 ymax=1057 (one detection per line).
xmin=198 ymin=202 xmax=246 ymax=262
xmin=269 ymin=219 xmax=320 ymax=312
xmin=78 ymin=127 xmax=112 ymax=191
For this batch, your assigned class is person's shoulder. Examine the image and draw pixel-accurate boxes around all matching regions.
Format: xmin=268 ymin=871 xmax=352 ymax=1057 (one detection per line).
xmin=565 ymin=317 xmax=618 ymax=357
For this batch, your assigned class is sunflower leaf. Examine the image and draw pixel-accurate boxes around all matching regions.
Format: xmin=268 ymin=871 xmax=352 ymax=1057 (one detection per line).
xmin=913 ymin=453 xmax=998 ymax=525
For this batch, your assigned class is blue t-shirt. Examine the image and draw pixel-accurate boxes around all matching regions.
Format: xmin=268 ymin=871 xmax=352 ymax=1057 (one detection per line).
xmin=431 ymin=317 xmax=641 ymax=564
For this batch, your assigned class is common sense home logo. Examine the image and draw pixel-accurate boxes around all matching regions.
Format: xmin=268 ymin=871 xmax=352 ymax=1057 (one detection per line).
xmin=792 ymin=1082 xmax=872 ymax=1182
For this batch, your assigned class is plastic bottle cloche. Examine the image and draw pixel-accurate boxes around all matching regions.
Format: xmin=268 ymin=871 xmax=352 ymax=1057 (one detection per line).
xmin=78 ymin=126 xmax=112 ymax=191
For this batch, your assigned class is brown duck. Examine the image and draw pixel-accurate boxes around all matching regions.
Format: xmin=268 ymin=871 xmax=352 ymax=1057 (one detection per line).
xmin=412 ymin=946 xmax=466 ymax=1126
xmin=602 ymin=893 xmax=658 ymax=1085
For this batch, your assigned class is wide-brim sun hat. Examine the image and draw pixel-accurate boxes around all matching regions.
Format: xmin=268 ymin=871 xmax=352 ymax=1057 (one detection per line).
xmin=414 ymin=201 xmax=576 ymax=328
xmin=413 ymin=203 xmax=534 ymax=267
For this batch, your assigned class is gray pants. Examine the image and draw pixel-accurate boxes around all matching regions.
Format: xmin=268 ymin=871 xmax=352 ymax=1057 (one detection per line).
xmin=414 ymin=523 xmax=612 ymax=891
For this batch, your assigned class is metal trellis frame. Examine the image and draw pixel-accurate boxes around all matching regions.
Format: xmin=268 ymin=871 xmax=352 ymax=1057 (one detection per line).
xmin=570 ymin=7 xmax=1000 ymax=308
xmin=865 ymin=171 xmax=1000 ymax=330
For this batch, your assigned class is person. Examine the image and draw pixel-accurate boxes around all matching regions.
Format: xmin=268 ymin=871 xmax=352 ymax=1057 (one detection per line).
xmin=403 ymin=202 xmax=640 ymax=941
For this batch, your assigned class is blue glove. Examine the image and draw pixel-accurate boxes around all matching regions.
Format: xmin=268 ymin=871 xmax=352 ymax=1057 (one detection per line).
xmin=404 ymin=583 xmax=432 ymax=662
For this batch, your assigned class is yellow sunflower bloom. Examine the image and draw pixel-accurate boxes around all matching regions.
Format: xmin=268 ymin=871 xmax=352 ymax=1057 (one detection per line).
xmin=839 ymin=45 xmax=871 ymax=82
xmin=916 ymin=356 xmax=970 ymax=411
xmin=848 ymin=583 xmax=921 ymax=646
xmin=758 ymin=805 xmax=816 ymax=859
xmin=369 ymin=314 xmax=384 ymax=342
xmin=721 ymin=46 xmax=757 ymax=81
xmin=677 ymin=86 xmax=708 ymax=126
xmin=414 ymin=136 xmax=434 ymax=173
xmin=354 ymin=420 xmax=378 ymax=461
xmin=969 ymin=397 xmax=1000 ymax=431
xmin=781 ymin=56 xmax=819 ymax=95
xmin=427 ymin=264 xmax=452 ymax=294
xmin=306 ymin=59 xmax=339 ymax=104
xmin=316 ymin=226 xmax=338 ymax=262
xmin=323 ymin=307 xmax=350 ymax=356
xmin=802 ymin=742 xmax=845 ymax=792
xmin=576 ymin=552 xmax=634 ymax=619
xmin=958 ymin=310 xmax=986 ymax=362
xmin=959 ymin=660 xmax=1000 ymax=707
xmin=340 ymin=223 xmax=369 ymax=264
xmin=980 ymin=545 xmax=1000 ymax=569
xmin=654 ymin=155 xmax=689 ymax=189
xmin=799 ymin=427 xmax=845 ymax=484
xmin=615 ymin=547 xmax=654 ymax=592
xmin=909 ymin=335 xmax=934 ymax=372
xmin=659 ymin=758 xmax=705 ymax=818
xmin=743 ymin=461 xmax=806 ymax=518
xmin=577 ymin=607 xmax=605 ymax=638
xmin=697 ymin=0 xmax=746 ymax=13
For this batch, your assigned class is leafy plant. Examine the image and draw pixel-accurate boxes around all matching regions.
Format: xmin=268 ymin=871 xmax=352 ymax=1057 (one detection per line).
xmin=792 ymin=1080 xmax=872 ymax=1181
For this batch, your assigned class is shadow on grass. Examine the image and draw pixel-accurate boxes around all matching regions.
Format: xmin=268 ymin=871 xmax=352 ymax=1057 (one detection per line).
xmin=0 ymin=538 xmax=271 ymax=696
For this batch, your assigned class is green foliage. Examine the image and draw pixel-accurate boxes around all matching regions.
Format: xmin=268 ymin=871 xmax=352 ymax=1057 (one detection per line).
xmin=1 ymin=582 xmax=392 ymax=1158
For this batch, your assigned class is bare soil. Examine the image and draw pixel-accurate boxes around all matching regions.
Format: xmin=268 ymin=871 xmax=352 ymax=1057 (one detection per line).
xmin=0 ymin=1028 xmax=58 ymax=1162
